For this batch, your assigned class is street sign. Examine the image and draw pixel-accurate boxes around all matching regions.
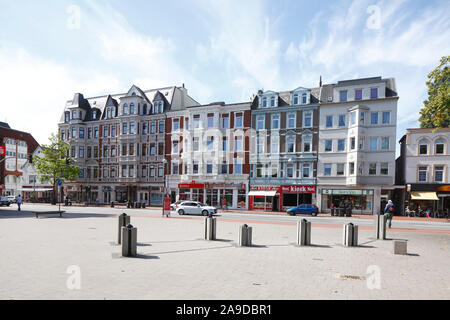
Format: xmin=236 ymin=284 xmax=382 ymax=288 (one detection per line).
xmin=57 ymin=180 xmax=62 ymax=186
xmin=0 ymin=146 xmax=5 ymax=156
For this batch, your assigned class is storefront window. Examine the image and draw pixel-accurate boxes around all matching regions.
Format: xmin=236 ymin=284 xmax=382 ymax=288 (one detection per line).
xmin=238 ymin=189 xmax=246 ymax=208
xmin=321 ymin=189 xmax=374 ymax=214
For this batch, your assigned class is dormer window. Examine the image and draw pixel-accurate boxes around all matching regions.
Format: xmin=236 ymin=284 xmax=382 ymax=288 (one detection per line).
xmin=71 ymin=109 xmax=78 ymax=120
xmin=370 ymin=88 xmax=378 ymax=99
xmin=262 ymin=97 xmax=267 ymax=107
xmin=65 ymin=112 xmax=70 ymax=123
xmin=293 ymin=94 xmax=298 ymax=105
xmin=143 ymin=104 xmax=147 ymax=115
xmin=302 ymin=93 xmax=307 ymax=104
xmin=270 ymin=96 xmax=275 ymax=107
xmin=92 ymin=110 xmax=97 ymax=120
xmin=123 ymin=104 xmax=128 ymax=115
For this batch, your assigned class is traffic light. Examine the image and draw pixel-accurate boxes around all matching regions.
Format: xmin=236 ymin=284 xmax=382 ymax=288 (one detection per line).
xmin=28 ymin=154 xmax=33 ymax=163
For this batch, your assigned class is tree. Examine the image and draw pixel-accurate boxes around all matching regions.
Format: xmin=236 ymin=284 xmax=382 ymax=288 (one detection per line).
xmin=33 ymin=134 xmax=81 ymax=204
xmin=419 ymin=56 xmax=450 ymax=129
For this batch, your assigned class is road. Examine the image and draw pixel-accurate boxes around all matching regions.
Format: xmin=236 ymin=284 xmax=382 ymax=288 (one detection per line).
xmin=2 ymin=203 xmax=449 ymax=233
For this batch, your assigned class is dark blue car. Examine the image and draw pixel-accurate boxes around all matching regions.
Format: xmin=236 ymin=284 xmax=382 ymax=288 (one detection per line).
xmin=287 ymin=204 xmax=319 ymax=216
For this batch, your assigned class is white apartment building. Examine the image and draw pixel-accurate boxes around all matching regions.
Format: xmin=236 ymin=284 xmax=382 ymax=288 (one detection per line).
xmin=396 ymin=128 xmax=449 ymax=215
xmin=317 ymin=77 xmax=399 ymax=215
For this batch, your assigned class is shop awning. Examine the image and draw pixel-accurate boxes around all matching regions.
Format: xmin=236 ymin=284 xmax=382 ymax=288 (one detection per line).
xmin=17 ymin=188 xmax=53 ymax=192
xmin=248 ymin=190 xmax=277 ymax=197
xmin=410 ymin=192 xmax=439 ymax=200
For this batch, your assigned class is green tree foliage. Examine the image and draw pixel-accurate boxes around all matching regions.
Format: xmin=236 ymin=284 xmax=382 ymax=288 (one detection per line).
xmin=419 ymin=56 xmax=450 ymax=129
xmin=33 ymin=134 xmax=80 ymax=201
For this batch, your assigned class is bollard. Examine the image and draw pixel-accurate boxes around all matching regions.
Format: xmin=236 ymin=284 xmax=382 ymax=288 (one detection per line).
xmin=111 ymin=201 xmax=115 ymax=208
xmin=375 ymin=214 xmax=387 ymax=240
xmin=121 ymin=224 xmax=137 ymax=257
xmin=239 ymin=224 xmax=252 ymax=247
xmin=204 ymin=217 xmax=217 ymax=240
xmin=142 ymin=203 xmax=146 ymax=209
xmin=393 ymin=240 xmax=407 ymax=255
xmin=343 ymin=223 xmax=358 ymax=247
xmin=127 ymin=201 xmax=131 ymax=208
xmin=117 ymin=213 xmax=130 ymax=244
xmin=296 ymin=219 xmax=311 ymax=246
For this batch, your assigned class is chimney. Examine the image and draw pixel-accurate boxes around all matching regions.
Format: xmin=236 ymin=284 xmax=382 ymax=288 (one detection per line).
xmin=319 ymin=76 xmax=322 ymax=87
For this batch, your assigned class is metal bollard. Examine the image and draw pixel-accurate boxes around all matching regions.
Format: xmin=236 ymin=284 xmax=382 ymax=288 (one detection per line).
xmin=343 ymin=223 xmax=358 ymax=247
xmin=239 ymin=224 xmax=252 ymax=247
xmin=142 ymin=203 xmax=146 ymax=209
xmin=204 ymin=217 xmax=217 ymax=241
xmin=296 ymin=219 xmax=311 ymax=246
xmin=118 ymin=213 xmax=130 ymax=244
xmin=111 ymin=201 xmax=115 ymax=208
xmin=122 ymin=224 xmax=137 ymax=257
xmin=375 ymin=214 xmax=387 ymax=240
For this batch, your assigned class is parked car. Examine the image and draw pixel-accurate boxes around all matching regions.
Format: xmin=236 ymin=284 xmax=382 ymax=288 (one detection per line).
xmin=0 ymin=197 xmax=11 ymax=206
xmin=170 ymin=200 xmax=183 ymax=211
xmin=287 ymin=204 xmax=319 ymax=216
xmin=176 ymin=201 xmax=217 ymax=216
xmin=6 ymin=195 xmax=16 ymax=203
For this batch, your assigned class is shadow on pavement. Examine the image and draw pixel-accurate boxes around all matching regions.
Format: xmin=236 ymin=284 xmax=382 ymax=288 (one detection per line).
xmin=0 ymin=210 xmax=115 ymax=219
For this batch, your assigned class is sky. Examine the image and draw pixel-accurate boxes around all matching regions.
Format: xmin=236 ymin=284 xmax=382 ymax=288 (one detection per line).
xmin=0 ymin=0 xmax=449 ymax=153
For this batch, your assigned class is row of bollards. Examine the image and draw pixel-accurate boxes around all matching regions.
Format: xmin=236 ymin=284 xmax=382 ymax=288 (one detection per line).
xmin=126 ymin=202 xmax=146 ymax=209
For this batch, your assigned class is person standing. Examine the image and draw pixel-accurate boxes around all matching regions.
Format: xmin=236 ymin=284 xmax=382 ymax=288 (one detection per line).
xmin=384 ymin=200 xmax=394 ymax=228
xmin=16 ymin=195 xmax=22 ymax=211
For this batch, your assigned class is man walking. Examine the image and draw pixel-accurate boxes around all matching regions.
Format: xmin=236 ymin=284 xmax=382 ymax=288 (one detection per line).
xmin=16 ymin=194 xmax=22 ymax=211
xmin=384 ymin=200 xmax=394 ymax=228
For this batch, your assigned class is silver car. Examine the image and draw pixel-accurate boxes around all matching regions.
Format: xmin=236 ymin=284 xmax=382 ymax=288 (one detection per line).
xmin=176 ymin=201 xmax=217 ymax=216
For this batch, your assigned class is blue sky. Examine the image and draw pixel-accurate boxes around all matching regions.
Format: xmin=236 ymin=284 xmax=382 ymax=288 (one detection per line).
xmin=0 ymin=0 xmax=449 ymax=151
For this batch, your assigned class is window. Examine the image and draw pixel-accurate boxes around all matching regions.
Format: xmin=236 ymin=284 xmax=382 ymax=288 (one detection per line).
xmin=170 ymin=119 xmax=179 ymax=132
xmin=435 ymin=139 xmax=445 ymax=154
xmin=103 ymin=126 xmax=108 ymax=137
xmin=207 ymin=115 xmax=214 ymax=128
xmin=93 ymin=146 xmax=98 ymax=158
xmin=370 ymin=88 xmax=378 ymax=99
xmin=434 ymin=166 xmax=444 ymax=182
xmin=123 ymin=104 xmax=128 ymax=115
xmin=172 ymin=162 xmax=179 ymax=175
xmin=360 ymin=112 xmax=365 ymax=124
xmin=418 ymin=166 xmax=427 ymax=182
xmin=340 ymin=91 xmax=347 ymax=102
xmin=338 ymin=115 xmax=346 ymax=127
xmin=350 ymin=137 xmax=356 ymax=150
xmin=103 ymin=146 xmax=108 ymax=157
xmin=207 ymin=137 xmax=214 ymax=151
xmin=150 ymin=143 xmax=156 ymax=155
xmin=381 ymin=137 xmax=389 ymax=150
xmin=159 ymin=121 xmax=164 ymax=133
xmin=129 ymin=122 xmax=135 ymax=134
xmin=302 ymin=163 xmax=310 ymax=178
xmin=79 ymin=128 xmax=84 ymax=138
xmin=185 ymin=118 xmax=189 ymax=130
xmin=222 ymin=137 xmax=228 ymax=151
xmin=355 ymin=89 xmax=362 ymax=100
xmin=110 ymin=167 xmax=116 ymax=178
xmin=351 ymin=112 xmax=356 ymax=125
xmin=192 ymin=137 xmax=199 ymax=151
xmin=88 ymin=127 xmax=92 ymax=139
xmin=149 ymin=165 xmax=155 ymax=177
xmin=256 ymin=136 xmax=264 ymax=153
xmin=271 ymin=114 xmax=280 ymax=130
xmin=287 ymin=136 xmax=295 ymax=153
xmin=359 ymin=137 xmax=364 ymax=150
xmin=111 ymin=146 xmax=116 ymax=157
xmin=271 ymin=136 xmax=279 ymax=154
xmin=158 ymin=142 xmax=164 ymax=155
xmin=369 ymin=163 xmax=377 ymax=175
xmin=325 ymin=140 xmax=332 ymax=152
xmin=122 ymin=123 xmax=128 ymax=135
xmin=371 ymin=112 xmax=378 ymax=125
xmin=234 ymin=136 xmax=243 ymax=151
xmin=72 ymin=127 xmax=76 ymax=138
xmin=337 ymin=163 xmax=345 ymax=176
xmin=79 ymin=146 xmax=84 ymax=158
xmin=235 ymin=113 xmax=243 ymax=128
xmin=262 ymin=97 xmax=267 ymax=107
xmin=380 ymin=163 xmax=388 ymax=175
xmin=150 ymin=122 xmax=156 ymax=134
xmin=158 ymin=164 xmax=164 ymax=177
xmin=234 ymin=159 xmax=242 ymax=174
xmin=72 ymin=109 xmax=78 ymax=119
xmin=270 ymin=96 xmax=275 ymax=107
xmin=103 ymin=167 xmax=108 ymax=178
xmin=303 ymin=135 xmax=312 ymax=152
xmin=143 ymin=104 xmax=147 ymax=115
xmin=129 ymin=143 xmax=134 ymax=156
xmin=206 ymin=162 xmax=213 ymax=174
xmin=61 ymin=130 xmax=65 ymax=141
xmin=142 ymin=123 xmax=148 ymax=135
xmin=324 ymin=164 xmax=332 ymax=176
xmin=349 ymin=162 xmax=355 ymax=175
xmin=326 ymin=116 xmax=333 ymax=128
xmin=302 ymin=93 xmax=307 ymax=104
xmin=287 ymin=163 xmax=294 ymax=178
xmin=87 ymin=146 xmax=92 ymax=158
xmin=129 ymin=103 xmax=135 ymax=115
xmin=382 ymin=112 xmax=390 ymax=124
xmin=293 ymin=94 xmax=298 ymax=105
xmin=193 ymin=116 xmax=200 ymax=129
xmin=221 ymin=161 xmax=228 ymax=174
xmin=65 ymin=112 xmax=70 ymax=122
xmin=370 ymin=138 xmax=378 ymax=151
xmin=256 ymin=115 xmax=265 ymax=130
xmin=271 ymin=163 xmax=278 ymax=178
xmin=287 ymin=113 xmax=296 ymax=128
xmin=221 ymin=115 xmax=229 ymax=129
xmin=172 ymin=140 xmax=179 ymax=154
xmin=192 ymin=161 xmax=199 ymax=174
xmin=338 ymin=139 xmax=345 ymax=151
xmin=303 ymin=112 xmax=312 ymax=127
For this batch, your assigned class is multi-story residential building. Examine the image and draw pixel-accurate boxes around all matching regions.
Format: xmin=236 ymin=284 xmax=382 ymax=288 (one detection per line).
xmin=317 ymin=77 xmax=399 ymax=215
xmin=166 ymin=101 xmax=251 ymax=209
xmin=58 ymin=84 xmax=199 ymax=205
xmin=248 ymin=87 xmax=320 ymax=211
xmin=0 ymin=122 xmax=41 ymax=197
xmin=395 ymin=128 xmax=450 ymax=215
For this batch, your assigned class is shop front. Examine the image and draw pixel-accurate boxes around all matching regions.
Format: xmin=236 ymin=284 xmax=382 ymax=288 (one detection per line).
xmin=321 ymin=189 xmax=374 ymax=215
xmin=280 ymin=185 xmax=316 ymax=210
xmin=248 ymin=185 xmax=316 ymax=212
xmin=406 ymin=184 xmax=449 ymax=215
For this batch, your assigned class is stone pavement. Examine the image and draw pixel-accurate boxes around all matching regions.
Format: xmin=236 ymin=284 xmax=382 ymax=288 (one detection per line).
xmin=0 ymin=209 xmax=449 ymax=300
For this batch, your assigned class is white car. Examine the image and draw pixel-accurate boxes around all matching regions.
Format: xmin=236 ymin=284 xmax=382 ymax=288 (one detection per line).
xmin=6 ymin=196 xmax=16 ymax=203
xmin=176 ymin=201 xmax=217 ymax=216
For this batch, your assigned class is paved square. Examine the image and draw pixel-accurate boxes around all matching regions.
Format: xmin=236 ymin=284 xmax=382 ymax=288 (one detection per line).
xmin=0 ymin=209 xmax=449 ymax=300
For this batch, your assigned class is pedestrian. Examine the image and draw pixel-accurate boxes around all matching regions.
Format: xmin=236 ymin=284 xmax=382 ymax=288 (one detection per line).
xmin=405 ymin=206 xmax=412 ymax=217
xmin=384 ymin=200 xmax=394 ymax=228
xmin=16 ymin=194 xmax=22 ymax=211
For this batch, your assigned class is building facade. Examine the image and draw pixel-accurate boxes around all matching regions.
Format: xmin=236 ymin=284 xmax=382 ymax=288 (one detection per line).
xmin=316 ymin=77 xmax=399 ymax=215
xmin=166 ymin=101 xmax=251 ymax=209
xmin=248 ymin=87 xmax=319 ymax=211
xmin=58 ymin=84 xmax=199 ymax=205
xmin=395 ymin=128 xmax=450 ymax=215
